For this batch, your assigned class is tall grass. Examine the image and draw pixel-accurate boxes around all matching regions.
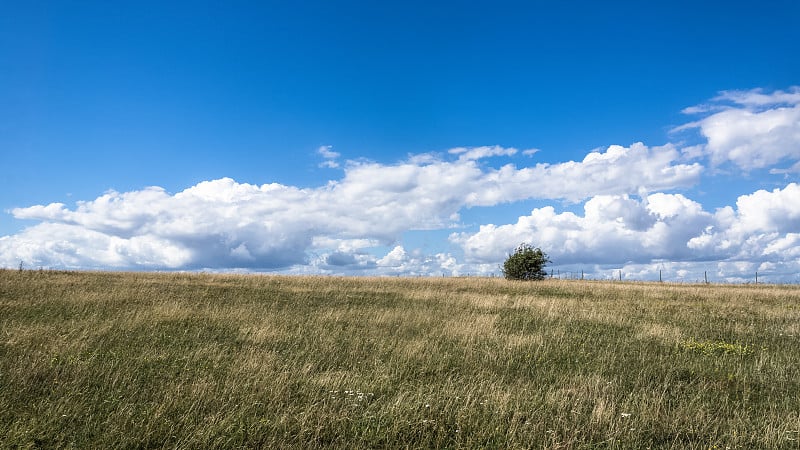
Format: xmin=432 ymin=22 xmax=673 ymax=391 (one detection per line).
xmin=1 ymin=269 xmax=799 ymax=448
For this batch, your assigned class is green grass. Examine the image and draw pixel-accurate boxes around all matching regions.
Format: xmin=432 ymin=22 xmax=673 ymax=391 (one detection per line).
xmin=1 ymin=269 xmax=799 ymax=448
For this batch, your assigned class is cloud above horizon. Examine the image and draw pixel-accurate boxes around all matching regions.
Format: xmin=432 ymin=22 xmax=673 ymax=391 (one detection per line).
xmin=676 ymin=87 xmax=800 ymax=170
xmin=2 ymin=142 xmax=699 ymax=270
xmin=452 ymin=184 xmax=800 ymax=280
xmin=2 ymin=87 xmax=799 ymax=282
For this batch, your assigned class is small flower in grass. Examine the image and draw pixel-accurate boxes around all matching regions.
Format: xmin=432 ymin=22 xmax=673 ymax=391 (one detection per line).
xmin=620 ymin=413 xmax=632 ymax=418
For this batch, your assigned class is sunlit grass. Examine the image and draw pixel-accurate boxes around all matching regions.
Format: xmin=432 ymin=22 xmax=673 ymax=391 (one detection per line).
xmin=680 ymin=339 xmax=754 ymax=356
xmin=1 ymin=269 xmax=799 ymax=448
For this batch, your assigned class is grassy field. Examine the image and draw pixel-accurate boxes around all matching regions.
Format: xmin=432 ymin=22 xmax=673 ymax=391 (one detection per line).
xmin=1 ymin=270 xmax=799 ymax=449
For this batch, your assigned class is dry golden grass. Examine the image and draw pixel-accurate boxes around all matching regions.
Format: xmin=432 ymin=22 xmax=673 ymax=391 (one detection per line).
xmin=2 ymin=269 xmax=800 ymax=448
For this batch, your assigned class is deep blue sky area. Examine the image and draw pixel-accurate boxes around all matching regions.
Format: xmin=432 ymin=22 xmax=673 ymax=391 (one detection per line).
xmin=1 ymin=1 xmax=799 ymax=280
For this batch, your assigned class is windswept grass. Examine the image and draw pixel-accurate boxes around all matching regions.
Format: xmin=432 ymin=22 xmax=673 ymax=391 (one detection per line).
xmin=1 ymin=270 xmax=799 ymax=448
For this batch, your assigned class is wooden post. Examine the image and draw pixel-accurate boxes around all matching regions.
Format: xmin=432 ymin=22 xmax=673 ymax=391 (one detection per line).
xmin=755 ymin=271 xmax=758 ymax=284
xmin=581 ymin=269 xmax=584 ymax=280
xmin=619 ymin=270 xmax=622 ymax=281
xmin=704 ymin=271 xmax=708 ymax=284
xmin=659 ymin=270 xmax=662 ymax=283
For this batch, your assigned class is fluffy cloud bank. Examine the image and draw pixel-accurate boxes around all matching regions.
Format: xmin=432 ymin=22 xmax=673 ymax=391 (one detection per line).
xmin=452 ymin=193 xmax=713 ymax=265
xmin=450 ymin=183 xmax=800 ymax=258
xmin=1 ymin=143 xmax=698 ymax=271
xmin=2 ymin=87 xmax=799 ymax=281
xmin=452 ymin=183 xmax=800 ymax=282
xmin=677 ymin=87 xmax=800 ymax=170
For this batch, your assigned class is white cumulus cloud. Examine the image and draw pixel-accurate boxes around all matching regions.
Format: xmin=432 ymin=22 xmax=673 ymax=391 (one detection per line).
xmin=470 ymin=143 xmax=702 ymax=204
xmin=687 ymin=183 xmax=800 ymax=260
xmin=677 ymin=87 xmax=800 ymax=170
xmin=451 ymin=193 xmax=713 ymax=265
xmin=453 ymin=183 xmax=800 ymax=282
xmin=1 ymin=142 xmax=698 ymax=271
xmin=6 ymin=81 xmax=800 ymax=283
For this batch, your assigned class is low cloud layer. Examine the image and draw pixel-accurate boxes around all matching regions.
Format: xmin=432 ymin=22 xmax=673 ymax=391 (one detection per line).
xmin=1 ymin=143 xmax=698 ymax=270
xmin=452 ymin=193 xmax=713 ymax=265
xmin=452 ymin=184 xmax=800 ymax=281
xmin=2 ymin=87 xmax=799 ymax=282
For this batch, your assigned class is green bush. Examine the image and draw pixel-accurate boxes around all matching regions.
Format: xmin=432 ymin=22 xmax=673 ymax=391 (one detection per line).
xmin=501 ymin=243 xmax=550 ymax=280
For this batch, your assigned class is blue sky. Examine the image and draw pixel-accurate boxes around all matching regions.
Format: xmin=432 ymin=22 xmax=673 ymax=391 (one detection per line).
xmin=2 ymin=1 xmax=800 ymax=281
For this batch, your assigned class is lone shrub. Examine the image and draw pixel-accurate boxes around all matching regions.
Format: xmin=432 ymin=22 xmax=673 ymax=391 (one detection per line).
xmin=502 ymin=243 xmax=550 ymax=280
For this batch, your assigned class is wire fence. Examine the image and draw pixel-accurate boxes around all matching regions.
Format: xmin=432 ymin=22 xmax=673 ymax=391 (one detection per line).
xmin=453 ymin=269 xmax=800 ymax=285
xmin=7 ymin=262 xmax=800 ymax=285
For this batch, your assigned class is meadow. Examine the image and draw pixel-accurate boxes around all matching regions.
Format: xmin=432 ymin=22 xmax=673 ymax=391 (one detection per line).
xmin=1 ymin=269 xmax=799 ymax=449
